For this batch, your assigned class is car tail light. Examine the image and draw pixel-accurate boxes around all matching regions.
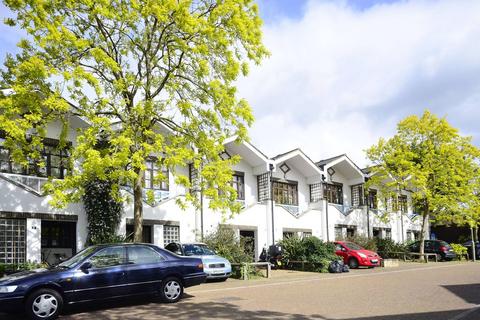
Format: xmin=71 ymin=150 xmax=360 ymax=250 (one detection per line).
xmin=197 ymin=263 xmax=204 ymax=270
xmin=440 ymin=246 xmax=448 ymax=252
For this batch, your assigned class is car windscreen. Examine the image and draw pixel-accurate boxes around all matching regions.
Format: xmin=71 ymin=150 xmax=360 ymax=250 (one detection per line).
xmin=183 ymin=244 xmax=215 ymax=256
xmin=438 ymin=241 xmax=451 ymax=248
xmin=57 ymin=246 xmax=98 ymax=268
xmin=344 ymin=242 xmax=364 ymax=250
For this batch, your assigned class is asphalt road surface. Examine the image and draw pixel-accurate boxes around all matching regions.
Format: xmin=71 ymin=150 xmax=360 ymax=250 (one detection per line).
xmin=2 ymin=262 xmax=480 ymax=320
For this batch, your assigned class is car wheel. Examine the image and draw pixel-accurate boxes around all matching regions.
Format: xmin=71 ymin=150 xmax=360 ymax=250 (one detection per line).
xmin=348 ymin=258 xmax=359 ymax=269
xmin=25 ymin=288 xmax=63 ymax=320
xmin=160 ymin=277 xmax=184 ymax=303
xmin=436 ymin=254 xmax=442 ymax=262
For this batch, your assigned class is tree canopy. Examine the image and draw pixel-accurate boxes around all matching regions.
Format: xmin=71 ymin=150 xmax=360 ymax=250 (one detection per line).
xmin=0 ymin=0 xmax=269 ymax=241
xmin=366 ymin=110 xmax=479 ymax=252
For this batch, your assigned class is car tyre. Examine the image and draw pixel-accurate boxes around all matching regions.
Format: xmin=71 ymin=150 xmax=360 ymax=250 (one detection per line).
xmin=160 ymin=277 xmax=184 ymax=303
xmin=348 ymin=257 xmax=359 ymax=269
xmin=25 ymin=288 xmax=63 ymax=320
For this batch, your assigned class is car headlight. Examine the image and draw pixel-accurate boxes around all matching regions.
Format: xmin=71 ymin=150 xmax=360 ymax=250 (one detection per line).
xmin=358 ymin=252 xmax=367 ymax=258
xmin=0 ymin=286 xmax=17 ymax=293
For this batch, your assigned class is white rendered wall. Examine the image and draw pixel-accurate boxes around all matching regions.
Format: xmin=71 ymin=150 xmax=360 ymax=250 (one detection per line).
xmin=26 ymin=218 xmax=41 ymax=263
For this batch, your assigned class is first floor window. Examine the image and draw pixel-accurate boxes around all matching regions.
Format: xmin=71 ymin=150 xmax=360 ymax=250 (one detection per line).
xmin=367 ymin=189 xmax=378 ymax=209
xmin=163 ymin=225 xmax=180 ymax=247
xmin=144 ymin=158 xmax=169 ymax=191
xmin=232 ymin=172 xmax=245 ymax=200
xmin=309 ymin=183 xmax=322 ymax=203
xmin=351 ymin=184 xmax=364 ymax=207
xmin=324 ymin=183 xmax=343 ymax=205
xmin=398 ymin=195 xmax=408 ymax=213
xmin=273 ymin=180 xmax=298 ymax=206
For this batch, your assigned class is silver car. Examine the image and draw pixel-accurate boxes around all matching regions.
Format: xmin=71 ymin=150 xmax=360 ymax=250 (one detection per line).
xmin=165 ymin=242 xmax=232 ymax=281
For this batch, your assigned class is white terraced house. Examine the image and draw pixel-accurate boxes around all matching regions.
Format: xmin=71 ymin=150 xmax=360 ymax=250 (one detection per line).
xmin=0 ymin=121 xmax=424 ymax=265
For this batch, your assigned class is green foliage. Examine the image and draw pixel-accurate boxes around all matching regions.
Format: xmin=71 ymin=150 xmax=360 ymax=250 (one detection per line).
xmin=341 ymin=234 xmax=378 ymax=252
xmin=203 ymin=226 xmax=252 ymax=264
xmin=366 ymin=111 xmax=480 ymax=255
xmin=0 ymin=261 xmax=49 ymax=277
xmin=83 ymin=179 xmax=123 ymax=245
xmin=375 ymin=238 xmax=407 ymax=259
xmin=450 ymin=243 xmax=468 ymax=260
xmin=279 ymin=236 xmax=338 ymax=273
xmin=1 ymin=0 xmax=269 ymax=241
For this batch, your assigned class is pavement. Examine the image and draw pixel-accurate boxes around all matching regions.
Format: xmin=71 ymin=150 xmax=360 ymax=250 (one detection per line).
xmin=2 ymin=261 xmax=480 ymax=320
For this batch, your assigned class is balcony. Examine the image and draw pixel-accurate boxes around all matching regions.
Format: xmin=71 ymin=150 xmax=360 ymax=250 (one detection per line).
xmin=0 ymin=172 xmax=50 ymax=196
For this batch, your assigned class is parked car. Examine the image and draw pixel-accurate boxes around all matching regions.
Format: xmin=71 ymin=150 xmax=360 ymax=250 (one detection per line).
xmin=165 ymin=242 xmax=232 ymax=281
xmin=334 ymin=241 xmax=382 ymax=269
xmin=0 ymin=243 xmax=206 ymax=320
xmin=462 ymin=241 xmax=480 ymax=259
xmin=407 ymin=240 xmax=456 ymax=261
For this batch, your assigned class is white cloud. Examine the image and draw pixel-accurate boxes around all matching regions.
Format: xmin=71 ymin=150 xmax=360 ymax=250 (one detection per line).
xmin=238 ymin=0 xmax=480 ymax=167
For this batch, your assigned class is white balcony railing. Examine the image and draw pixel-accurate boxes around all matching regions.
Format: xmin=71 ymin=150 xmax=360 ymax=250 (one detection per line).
xmin=0 ymin=172 xmax=49 ymax=195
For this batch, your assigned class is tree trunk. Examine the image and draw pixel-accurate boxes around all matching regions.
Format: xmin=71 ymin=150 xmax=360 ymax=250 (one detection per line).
xmin=419 ymin=204 xmax=429 ymax=262
xmin=133 ymin=169 xmax=144 ymax=243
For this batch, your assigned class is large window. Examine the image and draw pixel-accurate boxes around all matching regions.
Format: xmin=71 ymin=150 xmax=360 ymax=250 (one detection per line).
xmin=232 ymin=172 xmax=245 ymax=200
xmin=323 ymin=183 xmax=343 ymax=205
xmin=273 ymin=180 xmax=298 ymax=206
xmin=310 ymin=183 xmax=322 ymax=203
xmin=0 ymin=138 xmax=69 ymax=179
xmin=41 ymin=221 xmax=76 ymax=249
xmin=144 ymin=158 xmax=169 ymax=191
xmin=0 ymin=218 xmax=26 ymax=264
xmin=398 ymin=195 xmax=408 ymax=213
xmin=351 ymin=184 xmax=364 ymax=207
xmin=367 ymin=189 xmax=378 ymax=209
xmin=163 ymin=225 xmax=180 ymax=247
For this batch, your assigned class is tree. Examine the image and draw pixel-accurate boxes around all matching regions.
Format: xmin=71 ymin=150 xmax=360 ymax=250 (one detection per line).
xmin=0 ymin=0 xmax=268 ymax=242
xmin=366 ymin=111 xmax=479 ymax=259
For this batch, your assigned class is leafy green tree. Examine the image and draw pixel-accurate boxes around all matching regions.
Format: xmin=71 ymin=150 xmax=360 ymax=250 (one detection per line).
xmin=366 ymin=111 xmax=479 ymax=258
xmin=0 ymin=0 xmax=268 ymax=242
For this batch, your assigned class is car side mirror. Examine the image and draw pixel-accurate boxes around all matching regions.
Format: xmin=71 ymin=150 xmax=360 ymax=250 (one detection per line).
xmin=80 ymin=262 xmax=92 ymax=273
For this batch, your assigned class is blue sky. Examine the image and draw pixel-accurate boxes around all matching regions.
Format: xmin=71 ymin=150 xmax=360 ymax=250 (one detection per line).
xmin=1 ymin=0 xmax=480 ymax=165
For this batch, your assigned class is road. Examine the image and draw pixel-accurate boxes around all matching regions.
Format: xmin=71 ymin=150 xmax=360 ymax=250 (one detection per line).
xmin=2 ymin=262 xmax=480 ymax=320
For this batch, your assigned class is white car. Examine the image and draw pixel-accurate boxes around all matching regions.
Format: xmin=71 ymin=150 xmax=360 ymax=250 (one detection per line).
xmin=165 ymin=242 xmax=232 ymax=281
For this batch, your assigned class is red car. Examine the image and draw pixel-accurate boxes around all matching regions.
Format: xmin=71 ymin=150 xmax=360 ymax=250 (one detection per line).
xmin=334 ymin=241 xmax=382 ymax=269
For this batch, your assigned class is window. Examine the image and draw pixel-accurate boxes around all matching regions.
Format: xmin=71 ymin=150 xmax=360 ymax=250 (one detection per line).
xmin=335 ymin=226 xmax=344 ymax=239
xmin=163 ymin=225 xmax=180 ymax=247
xmin=273 ymin=180 xmax=298 ymax=206
xmin=283 ymin=231 xmax=295 ymax=239
xmin=257 ymin=172 xmax=271 ymax=202
xmin=351 ymin=184 xmax=364 ymax=207
xmin=144 ymin=158 xmax=169 ymax=191
xmin=367 ymin=189 xmax=378 ymax=209
xmin=127 ymin=246 xmax=164 ymax=264
xmin=324 ymin=183 xmax=343 ymax=205
xmin=90 ymin=246 xmax=126 ymax=268
xmin=232 ymin=172 xmax=245 ymax=200
xmin=398 ymin=195 xmax=408 ymax=213
xmin=373 ymin=227 xmax=381 ymax=238
xmin=346 ymin=226 xmax=356 ymax=238
xmin=0 ymin=218 xmax=26 ymax=264
xmin=385 ymin=228 xmax=392 ymax=239
xmin=41 ymin=221 xmax=76 ymax=249
xmin=0 ymin=138 xmax=70 ymax=179
xmin=302 ymin=232 xmax=312 ymax=239
xmin=309 ymin=183 xmax=322 ymax=203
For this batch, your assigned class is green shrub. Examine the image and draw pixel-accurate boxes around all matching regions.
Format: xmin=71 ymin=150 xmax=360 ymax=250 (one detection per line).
xmin=0 ymin=261 xmax=48 ymax=277
xmin=341 ymin=234 xmax=377 ymax=251
xmin=450 ymin=243 xmax=468 ymax=260
xmin=203 ymin=226 xmax=252 ymax=264
xmin=279 ymin=236 xmax=338 ymax=273
xmin=375 ymin=238 xmax=407 ymax=259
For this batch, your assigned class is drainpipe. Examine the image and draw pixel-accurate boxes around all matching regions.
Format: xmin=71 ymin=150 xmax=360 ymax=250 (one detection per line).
xmin=269 ymin=163 xmax=275 ymax=245
xmin=400 ymin=212 xmax=404 ymax=243
xmin=471 ymin=227 xmax=476 ymax=262
xmin=367 ymin=205 xmax=370 ymax=239
xmin=322 ymin=174 xmax=330 ymax=242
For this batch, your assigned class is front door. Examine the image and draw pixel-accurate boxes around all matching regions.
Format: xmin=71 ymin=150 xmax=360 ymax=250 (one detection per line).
xmin=126 ymin=224 xmax=153 ymax=243
xmin=73 ymin=246 xmax=128 ymax=302
xmin=240 ymin=230 xmax=255 ymax=259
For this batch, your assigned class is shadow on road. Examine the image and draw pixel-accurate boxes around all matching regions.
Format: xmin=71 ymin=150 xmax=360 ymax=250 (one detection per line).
xmin=2 ymin=285 xmax=480 ymax=320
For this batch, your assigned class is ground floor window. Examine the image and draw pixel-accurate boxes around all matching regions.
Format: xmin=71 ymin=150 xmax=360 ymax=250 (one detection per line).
xmin=335 ymin=224 xmax=357 ymax=239
xmin=163 ymin=225 xmax=180 ymax=247
xmin=239 ymin=230 xmax=255 ymax=259
xmin=373 ymin=227 xmax=392 ymax=239
xmin=41 ymin=220 xmax=76 ymax=266
xmin=407 ymin=230 xmax=420 ymax=242
xmin=0 ymin=218 xmax=26 ymax=264
xmin=283 ymin=230 xmax=312 ymax=239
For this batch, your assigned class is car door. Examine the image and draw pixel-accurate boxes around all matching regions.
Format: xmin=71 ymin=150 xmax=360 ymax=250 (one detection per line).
xmin=335 ymin=243 xmax=349 ymax=263
xmin=124 ymin=245 xmax=167 ymax=295
xmin=424 ymin=241 xmax=434 ymax=254
xmin=73 ymin=246 xmax=128 ymax=302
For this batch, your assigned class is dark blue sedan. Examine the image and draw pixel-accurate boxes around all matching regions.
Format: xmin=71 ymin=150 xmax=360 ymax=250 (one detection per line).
xmin=0 ymin=243 xmax=206 ymax=320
